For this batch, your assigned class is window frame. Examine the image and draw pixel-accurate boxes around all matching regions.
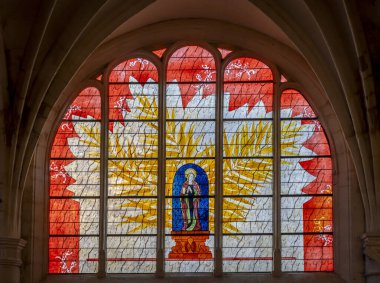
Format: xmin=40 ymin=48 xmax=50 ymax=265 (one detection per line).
xmin=45 ymin=41 xmax=334 ymax=276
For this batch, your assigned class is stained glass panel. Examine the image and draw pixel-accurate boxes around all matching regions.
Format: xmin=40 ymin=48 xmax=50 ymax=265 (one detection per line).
xmin=49 ymin=198 xmax=99 ymax=235
xmin=165 ymin=46 xmax=215 ymax=272
xmin=223 ymin=197 xmax=272 ymax=234
xmin=280 ymin=89 xmax=333 ymax=272
xmin=223 ymin=158 xmax=272 ymax=195
xmin=49 ymin=236 xmax=99 ymax=273
xmin=49 ymin=87 xmax=101 ymax=273
xmin=152 ymin=48 xmax=167 ymax=58
xmin=165 ymin=159 xmax=215 ymax=198
xmin=223 ymin=57 xmax=273 ymax=272
xmin=107 ymin=236 xmax=156 ymax=273
xmin=282 ymin=234 xmax=333 ymax=271
xmin=218 ymin=48 xmax=232 ymax=59
xmin=224 ymin=58 xmax=273 ymax=82
xmin=223 ymin=235 xmax=273 ymax=272
xmin=223 ymin=121 xmax=273 ymax=157
xmin=223 ymin=83 xmax=273 ymax=117
xmin=107 ymin=57 xmax=158 ymax=273
xmin=281 ymin=89 xmax=316 ymax=118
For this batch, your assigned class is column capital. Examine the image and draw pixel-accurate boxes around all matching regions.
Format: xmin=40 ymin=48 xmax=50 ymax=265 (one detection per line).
xmin=362 ymin=233 xmax=380 ymax=264
xmin=0 ymin=237 xmax=27 ymax=267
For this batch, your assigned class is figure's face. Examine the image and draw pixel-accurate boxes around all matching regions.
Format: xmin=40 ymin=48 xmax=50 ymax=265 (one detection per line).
xmin=188 ymin=173 xmax=195 ymax=182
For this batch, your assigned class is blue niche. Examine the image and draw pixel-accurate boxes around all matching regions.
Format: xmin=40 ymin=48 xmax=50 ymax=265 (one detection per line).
xmin=172 ymin=164 xmax=209 ymax=232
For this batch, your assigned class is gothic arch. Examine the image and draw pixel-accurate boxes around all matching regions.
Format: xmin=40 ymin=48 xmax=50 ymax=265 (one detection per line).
xmin=23 ymin=18 xmax=363 ymax=282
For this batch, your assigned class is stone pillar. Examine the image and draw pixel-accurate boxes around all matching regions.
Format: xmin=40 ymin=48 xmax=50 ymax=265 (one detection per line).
xmin=362 ymin=233 xmax=380 ymax=283
xmin=0 ymin=238 xmax=27 ymax=283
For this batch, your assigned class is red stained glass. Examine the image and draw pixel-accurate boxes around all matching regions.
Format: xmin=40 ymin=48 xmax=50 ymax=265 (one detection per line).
xmin=49 ymin=159 xmax=76 ymax=196
xmin=49 ymin=199 xmax=81 ymax=235
xmin=109 ymin=58 xmax=158 ymax=83
xmin=300 ymin=158 xmax=332 ymax=195
xmin=281 ymin=89 xmax=316 ymax=118
xmin=218 ymin=48 xmax=232 ymax=59
xmin=152 ymin=48 xmax=167 ymax=58
xmin=301 ymin=121 xmax=331 ymax=155
xmin=224 ymin=57 xmax=273 ymax=82
xmin=303 ymin=196 xmax=333 ymax=232
xmin=49 ymin=237 xmax=80 ymax=273
xmin=303 ymin=234 xmax=333 ymax=271
xmin=49 ymin=236 xmax=99 ymax=273
xmin=63 ymin=87 xmax=101 ymax=120
xmin=224 ymin=58 xmax=273 ymax=116
xmin=224 ymin=82 xmax=273 ymax=113
xmin=167 ymin=46 xmax=216 ymax=109
xmin=108 ymin=58 xmax=158 ymax=122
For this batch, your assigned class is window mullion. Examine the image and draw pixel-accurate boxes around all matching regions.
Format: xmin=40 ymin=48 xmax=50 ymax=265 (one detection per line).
xmin=98 ymin=79 xmax=109 ymax=278
xmin=214 ymin=58 xmax=223 ymax=276
xmin=156 ymin=64 xmax=166 ymax=276
xmin=273 ymin=78 xmax=282 ymax=276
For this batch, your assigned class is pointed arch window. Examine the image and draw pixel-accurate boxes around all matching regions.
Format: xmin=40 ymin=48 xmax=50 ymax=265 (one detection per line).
xmin=48 ymin=44 xmax=333 ymax=274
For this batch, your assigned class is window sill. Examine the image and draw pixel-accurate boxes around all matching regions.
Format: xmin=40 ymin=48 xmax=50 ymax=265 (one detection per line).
xmin=43 ymin=272 xmax=345 ymax=283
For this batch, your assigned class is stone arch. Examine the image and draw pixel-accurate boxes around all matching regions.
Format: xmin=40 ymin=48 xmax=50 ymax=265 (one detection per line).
xmin=23 ymin=19 xmax=362 ymax=281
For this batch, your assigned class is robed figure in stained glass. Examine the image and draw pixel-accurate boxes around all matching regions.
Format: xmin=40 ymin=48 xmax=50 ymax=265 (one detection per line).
xmin=169 ymin=163 xmax=212 ymax=260
xmin=180 ymin=168 xmax=201 ymax=231
xmin=172 ymin=164 xmax=209 ymax=232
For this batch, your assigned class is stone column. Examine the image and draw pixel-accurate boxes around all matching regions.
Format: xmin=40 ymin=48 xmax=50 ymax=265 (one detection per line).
xmin=0 ymin=238 xmax=27 ymax=283
xmin=362 ymin=233 xmax=380 ymax=283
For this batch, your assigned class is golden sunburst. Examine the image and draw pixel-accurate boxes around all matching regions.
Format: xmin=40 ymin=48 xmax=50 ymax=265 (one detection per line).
xmin=115 ymin=90 xmax=277 ymax=235
xmin=67 ymin=87 xmax=314 ymax=236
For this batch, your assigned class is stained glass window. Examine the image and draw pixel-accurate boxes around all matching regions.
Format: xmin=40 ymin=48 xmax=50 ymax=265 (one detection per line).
xmin=48 ymin=44 xmax=333 ymax=275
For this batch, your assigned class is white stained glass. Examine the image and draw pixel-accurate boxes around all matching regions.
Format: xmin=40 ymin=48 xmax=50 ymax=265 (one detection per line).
xmin=223 ymin=235 xmax=272 ymax=272
xmin=223 ymin=97 xmax=272 ymax=119
xmin=78 ymin=199 xmax=99 ymax=235
xmin=63 ymin=160 xmax=100 ymax=196
xmin=107 ymin=236 xmax=156 ymax=273
xmin=281 ymin=235 xmax=305 ymax=272
xmin=223 ymin=197 xmax=272 ymax=234
xmin=77 ymin=236 xmax=99 ymax=273
xmin=280 ymin=158 xmax=316 ymax=195
xmin=281 ymin=196 xmax=310 ymax=233
xmin=119 ymin=78 xmax=159 ymax=121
